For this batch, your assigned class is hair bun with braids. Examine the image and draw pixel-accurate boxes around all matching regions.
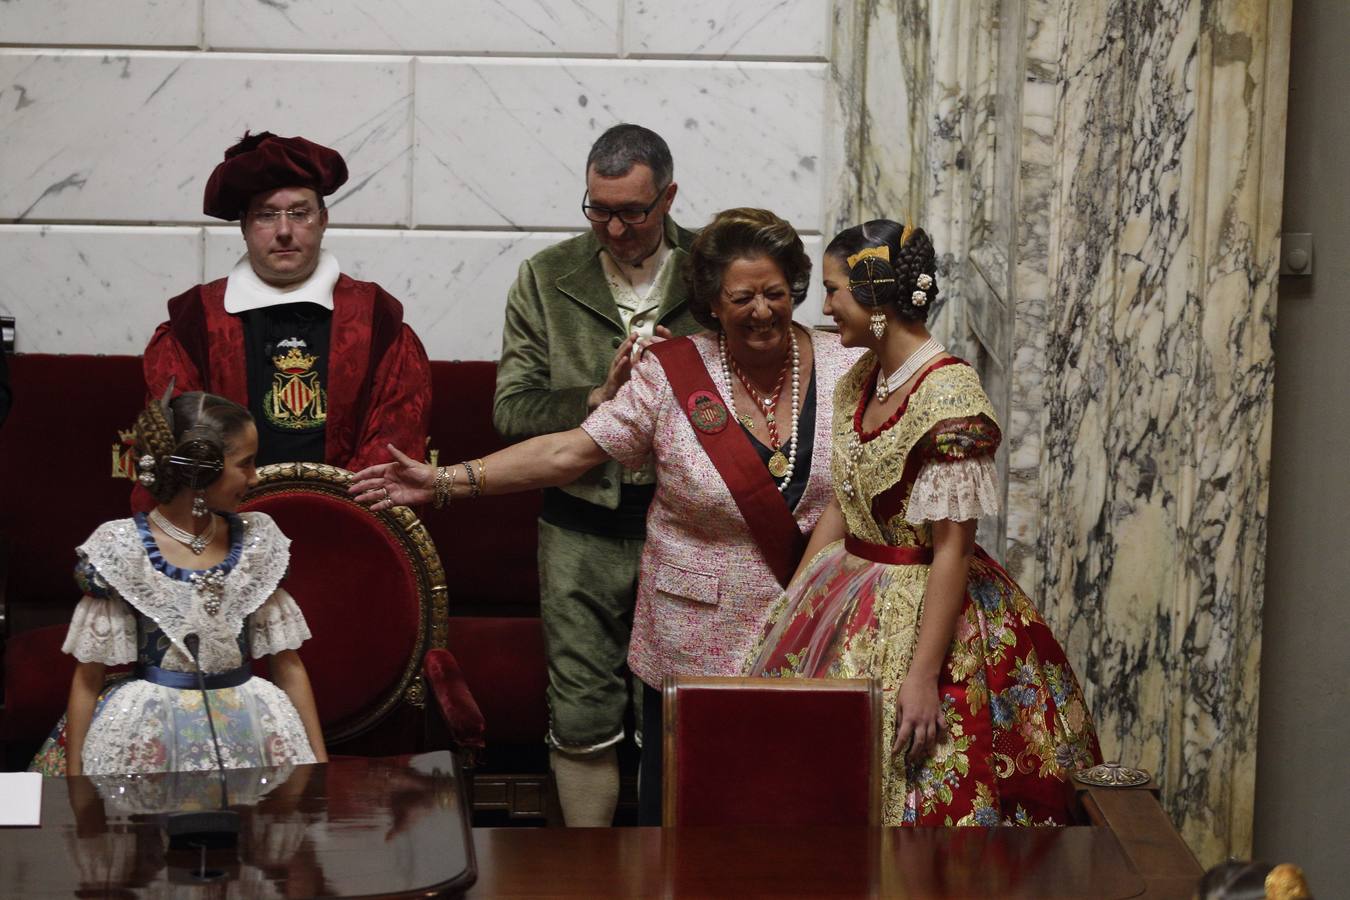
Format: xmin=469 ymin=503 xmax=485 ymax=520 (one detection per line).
xmin=129 ymin=391 xmax=253 ymax=504
xmin=895 ymin=226 xmax=939 ymax=317
xmin=825 ymin=219 xmax=940 ymax=322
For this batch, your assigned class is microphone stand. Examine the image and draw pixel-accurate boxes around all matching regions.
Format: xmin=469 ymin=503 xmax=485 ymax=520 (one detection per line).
xmin=165 ymin=633 xmax=240 ymax=860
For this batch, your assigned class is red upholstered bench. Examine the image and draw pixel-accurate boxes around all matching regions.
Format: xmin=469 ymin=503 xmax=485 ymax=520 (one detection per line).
xmin=1 ymin=354 xmax=548 ymax=797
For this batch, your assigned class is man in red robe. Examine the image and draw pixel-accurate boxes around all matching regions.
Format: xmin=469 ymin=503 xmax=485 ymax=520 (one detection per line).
xmin=143 ymin=132 xmax=430 ymax=477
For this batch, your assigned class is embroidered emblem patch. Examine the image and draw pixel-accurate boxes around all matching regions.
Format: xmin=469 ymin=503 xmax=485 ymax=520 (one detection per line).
xmin=686 ymin=390 xmax=729 ymax=434
xmin=265 ymin=340 xmax=327 ymax=430
xmin=110 ymin=428 xmax=137 ymax=480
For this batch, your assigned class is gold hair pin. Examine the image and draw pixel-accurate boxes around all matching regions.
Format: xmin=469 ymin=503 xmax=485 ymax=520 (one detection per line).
xmin=900 ymin=221 xmax=916 ymax=246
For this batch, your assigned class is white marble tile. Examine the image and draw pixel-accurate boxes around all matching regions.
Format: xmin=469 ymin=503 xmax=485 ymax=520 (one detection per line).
xmin=412 ymin=58 xmax=829 ymax=231
xmin=205 ymin=227 xmax=827 ymax=360
xmin=0 ymin=51 xmax=412 ymax=226
xmin=203 ymin=0 xmax=619 ymax=55
xmin=0 ymin=0 xmax=201 ymax=48
xmin=624 ymin=0 xmax=830 ymax=59
xmin=0 ymin=225 xmax=203 ymax=354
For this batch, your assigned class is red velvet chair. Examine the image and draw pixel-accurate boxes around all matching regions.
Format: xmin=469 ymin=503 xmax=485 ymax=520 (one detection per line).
xmin=663 ymin=676 xmax=882 ymax=827
xmin=422 ymin=361 xmax=553 ymax=822
xmin=238 ymin=462 xmax=483 ymax=758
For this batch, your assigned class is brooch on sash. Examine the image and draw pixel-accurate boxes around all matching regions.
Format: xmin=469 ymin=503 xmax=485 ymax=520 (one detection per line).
xmin=685 ymin=390 xmax=729 ymax=435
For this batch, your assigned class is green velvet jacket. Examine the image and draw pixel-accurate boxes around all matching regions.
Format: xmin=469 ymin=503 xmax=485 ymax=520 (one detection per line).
xmin=493 ymin=217 xmax=703 ymax=509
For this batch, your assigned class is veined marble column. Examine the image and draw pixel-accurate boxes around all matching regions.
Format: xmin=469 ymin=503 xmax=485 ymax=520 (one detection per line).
xmin=846 ymin=0 xmax=1291 ymax=863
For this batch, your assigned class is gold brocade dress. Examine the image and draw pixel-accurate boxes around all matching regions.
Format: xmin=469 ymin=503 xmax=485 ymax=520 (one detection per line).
xmin=746 ymin=355 xmax=1101 ymax=826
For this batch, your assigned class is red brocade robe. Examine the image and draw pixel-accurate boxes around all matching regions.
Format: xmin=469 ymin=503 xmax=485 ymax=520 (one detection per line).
xmin=143 ymin=274 xmax=431 ymax=473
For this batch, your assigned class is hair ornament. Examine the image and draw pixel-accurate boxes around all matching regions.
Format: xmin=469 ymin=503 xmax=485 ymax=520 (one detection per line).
xmin=911 ymin=291 xmax=928 ymax=307
xmin=847 ymin=245 xmax=900 ymax=308
xmin=916 ymin=273 xmax=933 ymax=290
xmin=900 ymin=221 xmax=916 ymax=246
xmin=846 ymin=245 xmax=890 ymax=269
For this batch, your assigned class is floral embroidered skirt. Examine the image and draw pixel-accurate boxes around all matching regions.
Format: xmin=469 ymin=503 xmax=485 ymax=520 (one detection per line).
xmin=745 ymin=539 xmax=1101 ymax=826
xmin=29 ymin=675 xmax=315 ymax=776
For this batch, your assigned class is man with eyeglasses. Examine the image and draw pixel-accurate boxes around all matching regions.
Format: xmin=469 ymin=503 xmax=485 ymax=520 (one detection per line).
xmin=141 ymin=131 xmax=430 ymax=475
xmin=494 ymin=123 xmax=701 ymax=827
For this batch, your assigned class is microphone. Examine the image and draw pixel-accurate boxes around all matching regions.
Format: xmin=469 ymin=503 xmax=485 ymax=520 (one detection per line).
xmin=165 ymin=632 xmax=240 ymax=853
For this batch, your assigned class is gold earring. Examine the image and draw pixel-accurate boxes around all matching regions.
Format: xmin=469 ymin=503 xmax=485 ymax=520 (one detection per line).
xmin=869 ymin=312 xmax=886 ymax=340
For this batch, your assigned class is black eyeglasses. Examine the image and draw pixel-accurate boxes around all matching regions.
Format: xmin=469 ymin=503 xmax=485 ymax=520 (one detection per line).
xmin=581 ymin=185 xmax=669 ymax=225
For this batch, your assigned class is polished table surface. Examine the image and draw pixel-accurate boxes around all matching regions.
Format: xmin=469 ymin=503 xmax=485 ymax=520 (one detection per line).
xmin=3 ymin=753 xmax=1200 ymax=898
xmin=0 ymin=752 xmax=476 ymax=898
xmin=468 ymin=813 xmax=1201 ymax=899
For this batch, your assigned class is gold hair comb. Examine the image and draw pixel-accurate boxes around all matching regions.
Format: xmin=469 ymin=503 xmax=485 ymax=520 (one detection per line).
xmin=846 ymin=245 xmax=891 ymax=269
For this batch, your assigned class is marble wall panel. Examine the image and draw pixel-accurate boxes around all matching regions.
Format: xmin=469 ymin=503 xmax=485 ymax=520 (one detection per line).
xmin=1021 ymin=0 xmax=1286 ymax=865
xmin=205 ymin=227 xmax=827 ymax=361
xmin=0 ymin=1 xmax=201 ymax=48
xmin=624 ymin=1 xmax=831 ymax=59
xmin=203 ymin=0 xmax=620 ymax=55
xmin=412 ymin=58 xmax=829 ymax=230
xmin=0 ymin=51 xmax=412 ymax=225
xmin=0 ymin=225 xmax=202 ymax=354
xmin=821 ymin=0 xmax=866 ymax=237
xmin=1001 ymin=0 xmax=1061 ymax=607
xmin=857 ymin=0 xmax=926 ymax=225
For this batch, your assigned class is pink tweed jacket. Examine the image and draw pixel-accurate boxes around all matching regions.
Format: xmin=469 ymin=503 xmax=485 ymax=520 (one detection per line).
xmin=582 ymin=328 xmax=861 ymax=688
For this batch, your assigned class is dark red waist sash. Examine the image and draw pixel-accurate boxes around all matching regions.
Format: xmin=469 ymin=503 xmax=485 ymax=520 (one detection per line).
xmin=844 ymin=535 xmax=934 ymax=565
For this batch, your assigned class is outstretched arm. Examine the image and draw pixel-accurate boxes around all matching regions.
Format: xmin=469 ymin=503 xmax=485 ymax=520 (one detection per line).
xmin=270 ymin=649 xmax=328 ymax=763
xmin=350 ymin=427 xmax=612 ymax=510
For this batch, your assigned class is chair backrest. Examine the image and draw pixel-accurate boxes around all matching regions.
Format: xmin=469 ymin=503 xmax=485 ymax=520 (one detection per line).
xmin=240 ymin=462 xmax=447 ymax=747
xmin=663 ymin=675 xmax=882 ymax=827
xmin=424 ymin=360 xmax=540 ymax=617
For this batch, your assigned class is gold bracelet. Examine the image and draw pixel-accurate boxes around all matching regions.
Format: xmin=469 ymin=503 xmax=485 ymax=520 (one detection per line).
xmin=461 ymin=459 xmax=481 ymax=498
xmin=431 ymin=466 xmax=446 ymax=509
xmin=432 ymin=466 xmax=455 ymax=509
xmin=475 ymin=458 xmax=487 ymax=495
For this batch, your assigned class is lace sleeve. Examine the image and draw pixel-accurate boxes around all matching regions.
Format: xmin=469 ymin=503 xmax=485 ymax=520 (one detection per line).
xmin=61 ymin=594 xmax=138 ymax=665
xmin=905 ymin=457 xmax=1001 ymax=524
xmin=249 ymin=587 xmax=312 ymax=657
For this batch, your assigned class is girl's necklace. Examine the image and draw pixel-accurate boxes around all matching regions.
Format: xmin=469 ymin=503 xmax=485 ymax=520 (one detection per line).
xmin=150 ymin=508 xmax=216 ymax=555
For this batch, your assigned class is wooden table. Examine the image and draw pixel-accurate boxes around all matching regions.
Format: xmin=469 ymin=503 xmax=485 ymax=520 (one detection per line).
xmin=2 ymin=753 xmax=1200 ymax=898
xmin=0 ymin=752 xmax=476 ymax=898
xmin=467 ymin=784 xmax=1203 ymax=899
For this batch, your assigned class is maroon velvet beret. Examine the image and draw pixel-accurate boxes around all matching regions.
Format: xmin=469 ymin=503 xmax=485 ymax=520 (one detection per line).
xmin=202 ymin=131 xmax=348 ymax=220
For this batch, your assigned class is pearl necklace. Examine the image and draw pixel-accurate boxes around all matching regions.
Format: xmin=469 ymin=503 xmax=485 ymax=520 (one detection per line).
xmin=875 ymin=337 xmax=945 ymax=401
xmin=720 ymin=330 xmax=801 ymax=492
xmin=150 ymin=508 xmax=217 ymax=555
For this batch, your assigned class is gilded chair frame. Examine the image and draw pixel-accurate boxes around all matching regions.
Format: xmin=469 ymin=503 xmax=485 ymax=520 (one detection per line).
xmin=244 ymin=462 xmax=449 ymax=745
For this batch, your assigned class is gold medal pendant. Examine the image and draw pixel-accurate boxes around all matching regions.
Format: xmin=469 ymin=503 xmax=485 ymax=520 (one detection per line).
xmin=768 ymin=451 xmax=790 ymax=479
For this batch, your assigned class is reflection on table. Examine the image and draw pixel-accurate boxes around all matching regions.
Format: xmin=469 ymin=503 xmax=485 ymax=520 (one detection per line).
xmin=4 ymin=752 xmax=475 ymax=898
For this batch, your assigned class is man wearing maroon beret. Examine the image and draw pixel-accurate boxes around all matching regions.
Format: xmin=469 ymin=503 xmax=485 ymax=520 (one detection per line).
xmin=142 ymin=132 xmax=431 ymax=474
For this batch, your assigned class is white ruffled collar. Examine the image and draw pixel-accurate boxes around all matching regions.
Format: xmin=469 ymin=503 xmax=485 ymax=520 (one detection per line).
xmin=77 ymin=512 xmax=290 ymax=672
xmin=223 ymin=249 xmax=340 ymax=313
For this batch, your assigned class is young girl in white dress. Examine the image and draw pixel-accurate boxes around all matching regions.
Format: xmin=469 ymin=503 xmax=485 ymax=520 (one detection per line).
xmin=31 ymin=391 xmax=327 ymax=776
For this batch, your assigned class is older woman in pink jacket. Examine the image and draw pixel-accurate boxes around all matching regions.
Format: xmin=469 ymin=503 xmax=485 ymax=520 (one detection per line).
xmin=353 ymin=208 xmax=859 ymax=822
